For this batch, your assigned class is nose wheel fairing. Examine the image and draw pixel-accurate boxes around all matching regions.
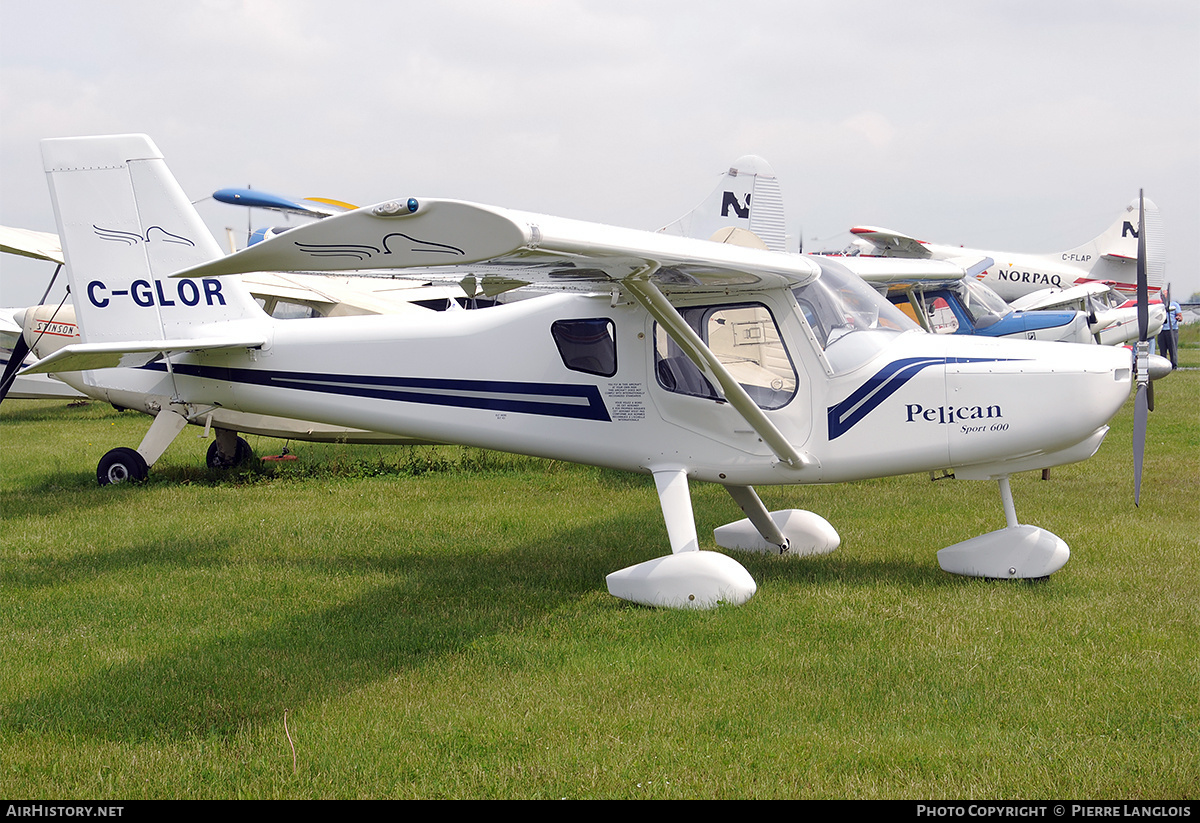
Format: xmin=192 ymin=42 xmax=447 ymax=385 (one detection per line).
xmin=937 ymin=476 xmax=1070 ymax=579
xmin=937 ymin=525 xmax=1069 ymax=579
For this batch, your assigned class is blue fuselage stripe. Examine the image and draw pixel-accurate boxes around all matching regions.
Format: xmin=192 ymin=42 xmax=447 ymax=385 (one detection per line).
xmin=150 ymin=363 xmax=612 ymax=422
xmin=826 ymin=357 xmax=1015 ymax=440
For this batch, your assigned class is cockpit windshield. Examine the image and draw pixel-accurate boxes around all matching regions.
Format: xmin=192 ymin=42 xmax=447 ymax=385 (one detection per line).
xmin=792 ymin=259 xmax=919 ymax=373
xmin=959 ymin=279 xmax=1011 ymax=324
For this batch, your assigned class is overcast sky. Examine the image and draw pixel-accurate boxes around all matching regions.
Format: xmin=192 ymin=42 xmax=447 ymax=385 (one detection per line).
xmin=2 ymin=0 xmax=1197 ymax=306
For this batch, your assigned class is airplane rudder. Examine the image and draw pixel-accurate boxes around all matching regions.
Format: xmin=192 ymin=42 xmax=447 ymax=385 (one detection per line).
xmin=659 ymin=155 xmax=785 ymax=251
xmin=41 ymin=134 xmax=259 ymax=342
xmin=1139 ymin=198 xmax=1165 ymax=289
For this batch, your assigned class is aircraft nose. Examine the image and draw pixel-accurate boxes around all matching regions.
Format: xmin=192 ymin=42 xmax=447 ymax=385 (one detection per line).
xmin=946 ymin=341 xmax=1132 ymax=469
xmin=1083 ymin=343 xmax=1136 ymax=421
xmin=12 ymin=307 xmax=35 ymax=348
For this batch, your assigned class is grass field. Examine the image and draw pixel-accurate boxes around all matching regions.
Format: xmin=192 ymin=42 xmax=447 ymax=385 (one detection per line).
xmin=1 ymin=332 xmax=1197 ymax=799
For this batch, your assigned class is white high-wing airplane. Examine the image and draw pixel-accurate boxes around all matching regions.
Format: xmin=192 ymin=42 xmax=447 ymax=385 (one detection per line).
xmin=15 ymin=134 xmax=1144 ymax=609
xmin=1007 ymin=282 xmax=1165 ymax=346
xmin=0 ymin=227 xmax=85 ymax=400
xmin=872 ymin=274 xmax=1169 ymax=349
xmin=846 ymin=197 xmax=1166 ymax=303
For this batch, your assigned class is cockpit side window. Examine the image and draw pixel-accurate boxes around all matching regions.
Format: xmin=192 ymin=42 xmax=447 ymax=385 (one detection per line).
xmin=551 ymin=318 xmax=617 ymax=377
xmin=925 ymin=292 xmax=963 ymax=333
xmin=653 ymin=302 xmax=797 ymax=410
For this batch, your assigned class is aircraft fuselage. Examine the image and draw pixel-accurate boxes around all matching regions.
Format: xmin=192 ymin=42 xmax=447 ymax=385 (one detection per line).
xmin=105 ymin=288 xmax=1132 ymax=487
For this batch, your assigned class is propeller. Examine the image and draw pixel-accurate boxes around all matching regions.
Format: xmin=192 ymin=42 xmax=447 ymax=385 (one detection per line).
xmin=0 ymin=277 xmax=71 ymax=406
xmin=1132 ymin=189 xmax=1150 ymax=505
xmin=0 ymin=331 xmax=32 ymax=404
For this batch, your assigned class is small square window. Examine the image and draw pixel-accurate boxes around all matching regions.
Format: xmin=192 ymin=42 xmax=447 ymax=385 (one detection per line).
xmin=552 ymin=318 xmax=617 ymax=377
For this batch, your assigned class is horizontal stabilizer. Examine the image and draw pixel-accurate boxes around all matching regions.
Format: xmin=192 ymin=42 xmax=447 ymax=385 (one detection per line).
xmin=20 ymin=335 xmax=267 ymax=375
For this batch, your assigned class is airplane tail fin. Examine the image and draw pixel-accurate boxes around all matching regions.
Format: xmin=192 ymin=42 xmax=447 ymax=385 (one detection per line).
xmin=658 ymin=155 xmax=788 ymax=252
xmin=1062 ymin=196 xmax=1165 ymax=293
xmin=41 ymin=134 xmax=262 ymax=345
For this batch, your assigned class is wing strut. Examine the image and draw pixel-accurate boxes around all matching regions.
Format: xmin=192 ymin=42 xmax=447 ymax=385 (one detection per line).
xmin=622 ymin=272 xmax=812 ymax=471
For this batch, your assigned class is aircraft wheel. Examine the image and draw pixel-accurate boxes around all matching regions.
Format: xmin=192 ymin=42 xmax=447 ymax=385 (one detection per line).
xmin=97 ymin=447 xmax=149 ymax=486
xmin=206 ymin=436 xmax=253 ymax=469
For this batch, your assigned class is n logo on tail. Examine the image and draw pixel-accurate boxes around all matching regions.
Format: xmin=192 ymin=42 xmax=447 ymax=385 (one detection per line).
xmin=721 ymin=191 xmax=750 ymax=219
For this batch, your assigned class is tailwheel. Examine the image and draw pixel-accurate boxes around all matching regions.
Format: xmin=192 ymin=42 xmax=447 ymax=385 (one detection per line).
xmin=97 ymin=447 xmax=149 ymax=486
xmin=206 ymin=436 xmax=253 ymax=469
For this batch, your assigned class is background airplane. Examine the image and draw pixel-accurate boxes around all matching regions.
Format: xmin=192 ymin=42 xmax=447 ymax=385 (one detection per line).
xmin=1009 ymin=281 xmax=1167 ymax=346
xmin=0 ymin=308 xmax=85 ymax=401
xmin=844 ymin=196 xmax=1167 ymax=302
xmin=880 ymin=277 xmax=1092 ymax=343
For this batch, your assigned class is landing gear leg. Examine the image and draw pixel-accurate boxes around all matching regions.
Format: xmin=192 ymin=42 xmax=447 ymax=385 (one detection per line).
xmin=714 ymin=485 xmax=840 ymax=556
xmin=95 ymin=409 xmax=189 ymax=486
xmin=206 ymin=428 xmax=253 ymax=468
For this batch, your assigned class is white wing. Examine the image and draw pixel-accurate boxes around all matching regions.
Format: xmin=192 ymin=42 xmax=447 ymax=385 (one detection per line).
xmin=172 ymin=198 xmax=823 ymax=293
xmin=849 ymin=225 xmax=931 ymax=258
xmin=1009 ymin=282 xmax=1111 ymax=312
xmin=0 ymin=225 xmax=64 ymax=263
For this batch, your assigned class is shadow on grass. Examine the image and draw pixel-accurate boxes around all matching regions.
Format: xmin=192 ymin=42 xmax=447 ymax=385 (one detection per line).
xmin=739 ymin=549 xmax=968 ymax=594
xmin=3 ymin=534 xmax=239 ymax=589
xmin=2 ymin=468 xmax=276 ymax=523
xmin=2 ymin=529 xmax=603 ymax=744
xmin=1 ymin=501 xmax=964 ymax=746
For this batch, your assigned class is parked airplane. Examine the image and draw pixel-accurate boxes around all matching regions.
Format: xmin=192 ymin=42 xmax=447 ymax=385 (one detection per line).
xmin=873 ymin=272 xmax=1172 ymax=349
xmin=1008 ymin=282 xmax=1166 ymax=346
xmin=0 ymin=227 xmax=84 ymax=400
xmin=12 ymin=134 xmax=1157 ymax=609
xmin=881 ymin=277 xmax=1092 ymax=342
xmin=845 ymin=197 xmax=1166 ymax=302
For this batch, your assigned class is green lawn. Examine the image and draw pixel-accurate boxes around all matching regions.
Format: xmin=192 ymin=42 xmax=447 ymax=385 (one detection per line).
xmin=1 ymin=337 xmax=1196 ymax=799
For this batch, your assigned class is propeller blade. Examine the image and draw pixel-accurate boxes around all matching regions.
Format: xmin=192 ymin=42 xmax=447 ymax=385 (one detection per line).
xmin=1148 ymin=380 xmax=1155 ymax=413
xmin=0 ymin=333 xmax=32 ymax=404
xmin=1136 ymin=190 xmax=1148 ymax=342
